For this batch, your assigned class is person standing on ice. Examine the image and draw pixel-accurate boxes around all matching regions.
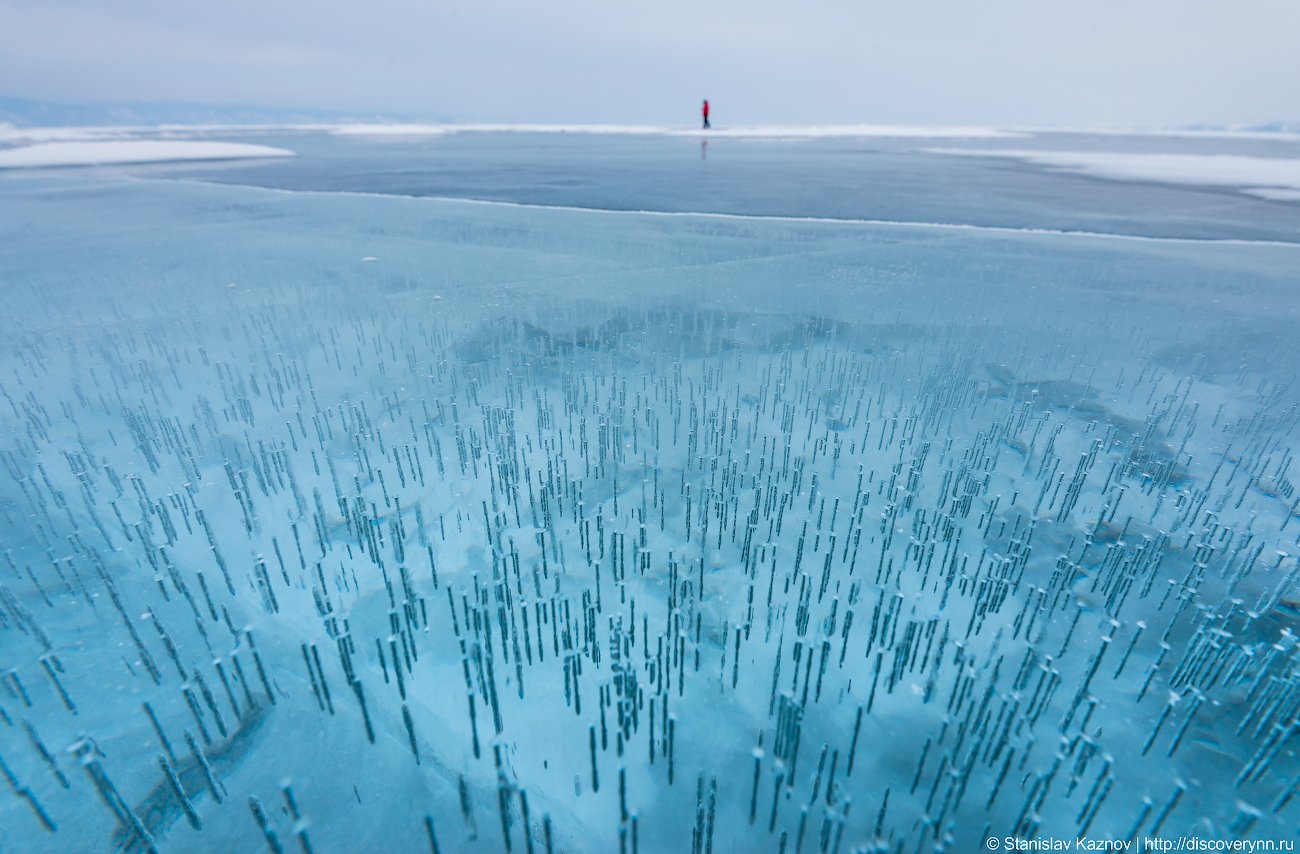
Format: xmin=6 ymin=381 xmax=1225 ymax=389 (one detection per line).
xmin=702 ymin=99 xmax=711 ymax=130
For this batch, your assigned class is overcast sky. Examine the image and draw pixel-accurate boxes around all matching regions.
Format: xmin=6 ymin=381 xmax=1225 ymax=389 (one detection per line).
xmin=2 ymin=0 xmax=1298 ymax=127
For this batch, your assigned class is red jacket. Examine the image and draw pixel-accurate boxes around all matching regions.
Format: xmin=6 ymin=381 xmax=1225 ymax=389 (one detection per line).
xmin=702 ymin=101 xmax=710 ymax=118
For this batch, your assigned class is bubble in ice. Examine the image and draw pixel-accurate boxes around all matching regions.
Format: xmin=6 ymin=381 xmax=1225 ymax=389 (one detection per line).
xmin=2 ymin=174 xmax=1299 ymax=854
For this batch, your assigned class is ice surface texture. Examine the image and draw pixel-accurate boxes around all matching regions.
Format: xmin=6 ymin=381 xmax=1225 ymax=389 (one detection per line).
xmin=1 ymin=150 xmax=1299 ymax=853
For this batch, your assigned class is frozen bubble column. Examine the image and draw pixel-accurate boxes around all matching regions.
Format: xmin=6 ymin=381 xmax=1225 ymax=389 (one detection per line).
xmin=1 ymin=169 xmax=1299 ymax=852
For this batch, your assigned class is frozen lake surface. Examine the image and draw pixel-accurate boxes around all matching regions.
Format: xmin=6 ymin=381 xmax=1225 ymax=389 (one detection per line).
xmin=2 ymin=128 xmax=1299 ymax=851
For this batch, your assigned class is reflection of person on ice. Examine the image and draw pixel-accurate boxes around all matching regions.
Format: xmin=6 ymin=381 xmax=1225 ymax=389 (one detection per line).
xmin=702 ymin=99 xmax=711 ymax=129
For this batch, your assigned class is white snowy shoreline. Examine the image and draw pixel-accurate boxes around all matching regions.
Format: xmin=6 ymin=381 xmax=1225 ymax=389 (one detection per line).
xmin=928 ymin=148 xmax=1300 ymax=201
xmin=328 ymin=122 xmax=1028 ymax=139
xmin=8 ymin=122 xmax=1300 ymax=149
xmin=0 ymin=122 xmax=1028 ymax=146
xmin=0 ymin=140 xmax=296 ymax=169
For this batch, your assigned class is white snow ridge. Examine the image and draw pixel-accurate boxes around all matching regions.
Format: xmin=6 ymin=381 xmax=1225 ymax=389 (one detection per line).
xmin=929 ymin=148 xmax=1300 ymax=200
xmin=0 ymin=140 xmax=296 ymax=169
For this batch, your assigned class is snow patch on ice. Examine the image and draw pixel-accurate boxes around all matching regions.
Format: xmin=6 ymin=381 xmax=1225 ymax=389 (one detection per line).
xmin=0 ymin=140 xmax=297 ymax=169
xmin=1014 ymin=126 xmax=1300 ymax=143
xmin=1246 ymin=187 xmax=1300 ymax=202
xmin=927 ymin=148 xmax=1300 ymax=200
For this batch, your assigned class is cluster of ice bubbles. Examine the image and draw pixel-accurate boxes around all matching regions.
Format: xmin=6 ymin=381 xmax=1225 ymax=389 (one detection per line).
xmin=1 ymin=236 xmax=1299 ymax=852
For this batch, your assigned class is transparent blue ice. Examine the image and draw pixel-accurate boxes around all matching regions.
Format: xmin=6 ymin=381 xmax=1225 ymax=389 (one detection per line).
xmin=2 ymin=132 xmax=1299 ymax=852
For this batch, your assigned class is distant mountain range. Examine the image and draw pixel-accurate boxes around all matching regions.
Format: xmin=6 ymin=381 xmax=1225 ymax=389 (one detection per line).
xmin=0 ymin=96 xmax=423 ymax=128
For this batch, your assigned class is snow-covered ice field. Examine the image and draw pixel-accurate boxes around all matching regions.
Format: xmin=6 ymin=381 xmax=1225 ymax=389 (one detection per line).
xmin=1 ymin=126 xmax=1299 ymax=852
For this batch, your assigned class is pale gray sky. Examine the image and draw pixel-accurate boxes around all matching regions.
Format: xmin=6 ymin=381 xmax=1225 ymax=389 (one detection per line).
xmin=2 ymin=0 xmax=1297 ymax=127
